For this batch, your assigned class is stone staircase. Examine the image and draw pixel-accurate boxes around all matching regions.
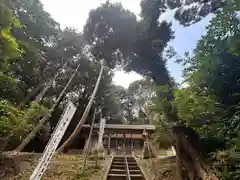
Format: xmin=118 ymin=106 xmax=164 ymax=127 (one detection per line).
xmin=107 ymin=156 xmax=145 ymax=180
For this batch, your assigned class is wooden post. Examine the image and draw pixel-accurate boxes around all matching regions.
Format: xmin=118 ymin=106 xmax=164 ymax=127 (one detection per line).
xmin=82 ymin=110 xmax=96 ymax=173
xmin=83 ymin=110 xmax=96 ymax=153
xmin=108 ymin=132 xmax=111 ymax=155
xmin=115 ymin=132 xmax=118 ymax=154
xmin=131 ymin=133 xmax=133 ymax=150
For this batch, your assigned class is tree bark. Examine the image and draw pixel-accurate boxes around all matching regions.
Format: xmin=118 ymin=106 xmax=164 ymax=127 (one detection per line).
xmin=57 ymin=65 xmax=103 ymax=153
xmin=151 ymin=65 xmax=190 ymax=180
xmin=15 ymin=64 xmax=80 ymax=152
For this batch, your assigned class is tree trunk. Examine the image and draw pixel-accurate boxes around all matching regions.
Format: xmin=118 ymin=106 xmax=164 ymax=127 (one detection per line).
xmin=151 ymin=63 xmax=215 ymax=180
xmin=151 ymin=65 xmax=189 ymax=180
xmin=57 ymin=65 xmax=103 ymax=153
xmin=15 ymin=64 xmax=81 ymax=152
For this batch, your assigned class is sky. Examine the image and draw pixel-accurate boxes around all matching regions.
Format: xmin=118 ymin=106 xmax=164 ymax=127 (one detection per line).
xmin=40 ymin=0 xmax=212 ymax=88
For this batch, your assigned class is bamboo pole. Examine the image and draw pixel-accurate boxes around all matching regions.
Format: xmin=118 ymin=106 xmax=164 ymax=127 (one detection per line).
xmin=107 ymin=132 xmax=111 ymax=155
xmin=17 ymin=62 xmax=67 ymax=108
xmin=57 ymin=64 xmax=103 ymax=153
xmin=82 ymin=109 xmax=96 ymax=173
xmin=35 ymin=62 xmax=68 ymax=102
xmin=15 ymin=64 xmax=80 ymax=152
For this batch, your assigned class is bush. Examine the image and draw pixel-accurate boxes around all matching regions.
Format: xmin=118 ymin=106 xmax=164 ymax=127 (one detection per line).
xmin=211 ymin=147 xmax=240 ymax=180
xmin=0 ymin=100 xmax=47 ymax=149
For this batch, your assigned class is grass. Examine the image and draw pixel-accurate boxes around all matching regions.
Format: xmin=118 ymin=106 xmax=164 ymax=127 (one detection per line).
xmin=1 ymin=153 xmax=107 ymax=180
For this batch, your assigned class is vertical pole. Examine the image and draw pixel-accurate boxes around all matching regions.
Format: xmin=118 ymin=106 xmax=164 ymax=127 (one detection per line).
xmin=143 ymin=129 xmax=157 ymax=177
xmin=123 ymin=133 xmax=125 ymax=155
xmin=115 ymin=131 xmax=118 ymax=154
xmin=83 ymin=110 xmax=96 ymax=153
xmin=82 ymin=109 xmax=96 ymax=173
xmin=108 ymin=132 xmax=111 ymax=155
xmin=123 ymin=133 xmax=131 ymax=180
xmin=131 ymin=133 xmax=133 ymax=150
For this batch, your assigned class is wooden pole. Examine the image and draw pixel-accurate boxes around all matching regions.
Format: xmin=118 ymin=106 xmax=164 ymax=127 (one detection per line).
xmin=15 ymin=64 xmax=81 ymax=152
xmin=82 ymin=109 xmax=96 ymax=173
xmin=131 ymin=133 xmax=133 ymax=150
xmin=115 ymin=132 xmax=118 ymax=154
xmin=35 ymin=62 xmax=68 ymax=102
xmin=57 ymin=64 xmax=103 ymax=153
xmin=107 ymin=132 xmax=111 ymax=155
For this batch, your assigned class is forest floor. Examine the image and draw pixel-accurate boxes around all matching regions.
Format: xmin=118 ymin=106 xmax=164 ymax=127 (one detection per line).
xmin=136 ymin=148 xmax=176 ymax=180
xmin=0 ymin=153 xmax=108 ymax=180
xmin=137 ymin=156 xmax=176 ymax=180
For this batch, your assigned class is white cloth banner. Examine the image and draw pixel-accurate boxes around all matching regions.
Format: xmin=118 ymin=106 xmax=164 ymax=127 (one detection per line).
xmin=98 ymin=118 xmax=106 ymax=148
xmin=29 ymin=101 xmax=76 ymax=180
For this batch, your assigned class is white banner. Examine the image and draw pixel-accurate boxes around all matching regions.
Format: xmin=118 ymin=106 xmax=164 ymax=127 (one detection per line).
xmin=29 ymin=101 xmax=76 ymax=180
xmin=98 ymin=118 xmax=106 ymax=148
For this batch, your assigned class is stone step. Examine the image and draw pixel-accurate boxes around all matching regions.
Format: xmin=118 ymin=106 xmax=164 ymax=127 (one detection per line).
xmin=113 ymin=158 xmax=135 ymax=162
xmin=112 ymin=161 xmax=137 ymax=165
xmin=110 ymin=169 xmax=141 ymax=174
xmin=107 ymin=173 xmax=144 ymax=180
xmin=112 ymin=158 xmax=135 ymax=162
xmin=109 ymin=169 xmax=126 ymax=174
xmin=111 ymin=164 xmax=140 ymax=170
xmin=112 ymin=162 xmax=125 ymax=166
xmin=128 ymin=165 xmax=140 ymax=169
xmin=130 ymin=169 xmax=142 ymax=174
xmin=111 ymin=165 xmax=126 ymax=170
xmin=127 ymin=158 xmax=135 ymax=162
xmin=127 ymin=157 xmax=135 ymax=160
xmin=108 ymin=174 xmax=143 ymax=177
xmin=112 ymin=160 xmax=125 ymax=163
xmin=113 ymin=158 xmax=125 ymax=161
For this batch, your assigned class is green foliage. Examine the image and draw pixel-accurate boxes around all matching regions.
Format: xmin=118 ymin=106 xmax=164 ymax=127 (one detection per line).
xmin=211 ymin=143 xmax=240 ymax=180
xmin=153 ymin=123 xmax=173 ymax=149
xmin=141 ymin=0 xmax=227 ymax=26
xmin=84 ymin=1 xmax=137 ymax=68
xmin=0 ymin=3 xmax=22 ymax=63
xmin=107 ymin=79 xmax=155 ymax=124
xmin=84 ymin=1 xmax=173 ymax=78
xmin=0 ymin=3 xmax=239 ymax=180
xmin=173 ymin=87 xmax=219 ymax=128
xmin=0 ymin=100 xmax=25 ymax=137
xmin=0 ymin=72 xmax=23 ymax=103
xmin=173 ymin=2 xmax=240 ymax=178
xmin=0 ymin=100 xmax=47 ymax=149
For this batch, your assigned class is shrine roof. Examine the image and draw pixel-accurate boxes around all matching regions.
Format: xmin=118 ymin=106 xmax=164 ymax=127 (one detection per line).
xmin=82 ymin=124 xmax=155 ymax=132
